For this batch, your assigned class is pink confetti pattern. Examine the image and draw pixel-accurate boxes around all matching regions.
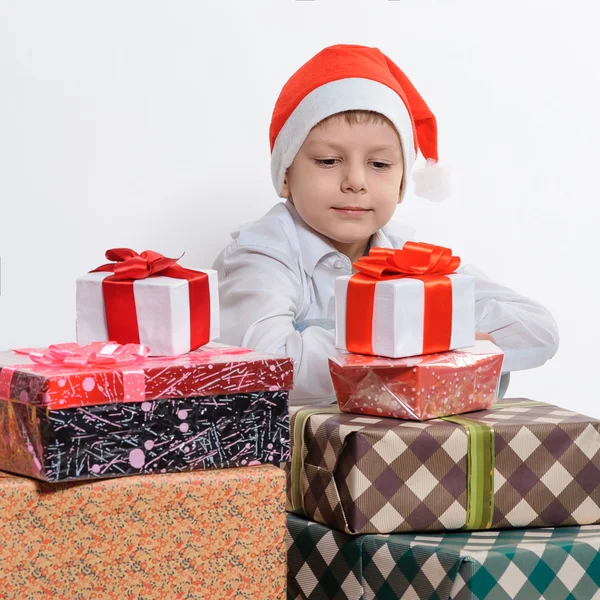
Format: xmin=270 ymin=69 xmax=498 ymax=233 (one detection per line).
xmin=0 ymin=390 xmax=289 ymax=482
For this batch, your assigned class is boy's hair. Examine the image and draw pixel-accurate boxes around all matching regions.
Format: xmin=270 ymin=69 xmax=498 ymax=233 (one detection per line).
xmin=316 ymin=109 xmax=397 ymax=131
xmin=315 ymin=110 xmax=402 ymax=146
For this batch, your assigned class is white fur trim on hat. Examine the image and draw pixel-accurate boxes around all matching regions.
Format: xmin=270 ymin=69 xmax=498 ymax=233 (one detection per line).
xmin=270 ymin=78 xmax=416 ymax=202
xmin=412 ymin=158 xmax=452 ymax=202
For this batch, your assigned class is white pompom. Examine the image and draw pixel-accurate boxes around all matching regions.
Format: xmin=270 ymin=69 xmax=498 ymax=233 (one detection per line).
xmin=412 ymin=158 xmax=452 ymax=202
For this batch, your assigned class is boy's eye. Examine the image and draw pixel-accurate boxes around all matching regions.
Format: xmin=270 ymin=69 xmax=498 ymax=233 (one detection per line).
xmin=314 ymin=159 xmax=392 ymax=169
xmin=371 ymin=161 xmax=391 ymax=170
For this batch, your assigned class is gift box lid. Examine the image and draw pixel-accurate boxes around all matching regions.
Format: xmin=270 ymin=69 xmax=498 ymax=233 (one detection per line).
xmin=329 ymin=339 xmax=504 ymax=369
xmin=0 ymin=342 xmax=294 ymax=409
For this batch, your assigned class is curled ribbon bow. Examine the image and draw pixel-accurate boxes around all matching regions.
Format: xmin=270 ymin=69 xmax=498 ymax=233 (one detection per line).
xmin=13 ymin=342 xmax=150 ymax=368
xmin=92 ymin=248 xmax=183 ymax=281
xmin=90 ymin=248 xmax=211 ymax=352
xmin=346 ymin=242 xmax=460 ymax=356
xmin=353 ymin=242 xmax=461 ymax=279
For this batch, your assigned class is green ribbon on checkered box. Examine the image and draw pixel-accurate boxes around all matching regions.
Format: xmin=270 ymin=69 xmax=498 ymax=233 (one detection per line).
xmin=288 ymin=399 xmax=600 ymax=535
xmin=287 ymin=513 xmax=600 ymax=600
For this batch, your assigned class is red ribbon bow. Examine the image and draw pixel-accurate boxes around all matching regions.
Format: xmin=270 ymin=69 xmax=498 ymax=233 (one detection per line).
xmin=95 ymin=248 xmax=183 ymax=281
xmin=91 ymin=248 xmax=211 ymax=352
xmin=346 ymin=242 xmax=461 ymax=356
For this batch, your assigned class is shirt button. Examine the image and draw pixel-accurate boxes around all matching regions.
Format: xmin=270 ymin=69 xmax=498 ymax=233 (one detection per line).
xmin=334 ymin=260 xmax=344 ymax=269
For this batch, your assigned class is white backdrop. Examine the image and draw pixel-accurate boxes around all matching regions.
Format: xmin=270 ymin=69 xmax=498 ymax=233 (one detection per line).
xmin=1 ymin=1 xmax=598 ymax=415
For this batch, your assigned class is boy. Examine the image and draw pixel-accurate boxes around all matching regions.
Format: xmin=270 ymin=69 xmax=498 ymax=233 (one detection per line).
xmin=212 ymin=44 xmax=559 ymax=406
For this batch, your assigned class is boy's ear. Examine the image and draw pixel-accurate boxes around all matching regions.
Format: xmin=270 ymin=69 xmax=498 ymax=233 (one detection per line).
xmin=281 ymin=176 xmax=290 ymax=199
xmin=397 ymin=178 xmax=404 ymax=204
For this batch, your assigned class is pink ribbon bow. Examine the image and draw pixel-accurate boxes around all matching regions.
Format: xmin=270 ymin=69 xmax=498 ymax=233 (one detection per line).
xmin=12 ymin=342 xmax=150 ymax=368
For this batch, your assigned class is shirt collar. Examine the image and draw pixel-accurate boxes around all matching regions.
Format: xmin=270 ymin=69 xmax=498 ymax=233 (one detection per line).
xmin=285 ymin=200 xmax=397 ymax=277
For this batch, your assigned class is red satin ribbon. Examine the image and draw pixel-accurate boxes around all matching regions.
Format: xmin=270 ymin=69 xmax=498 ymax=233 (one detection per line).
xmin=346 ymin=242 xmax=461 ymax=355
xmin=91 ymin=248 xmax=210 ymax=351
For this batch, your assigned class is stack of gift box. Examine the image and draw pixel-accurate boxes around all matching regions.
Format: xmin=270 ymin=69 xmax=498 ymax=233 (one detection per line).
xmin=0 ymin=249 xmax=291 ymax=599
xmin=287 ymin=243 xmax=600 ymax=599
xmin=2 ymin=243 xmax=600 ymax=599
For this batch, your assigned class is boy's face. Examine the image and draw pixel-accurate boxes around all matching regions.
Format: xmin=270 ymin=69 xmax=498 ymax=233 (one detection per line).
xmin=281 ymin=116 xmax=404 ymax=252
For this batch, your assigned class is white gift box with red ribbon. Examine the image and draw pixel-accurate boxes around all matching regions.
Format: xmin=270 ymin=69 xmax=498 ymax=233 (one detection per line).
xmin=76 ymin=249 xmax=219 ymax=357
xmin=335 ymin=243 xmax=476 ymax=359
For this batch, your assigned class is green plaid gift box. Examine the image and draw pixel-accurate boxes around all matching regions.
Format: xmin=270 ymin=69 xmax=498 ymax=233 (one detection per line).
xmin=287 ymin=399 xmax=600 ymax=534
xmin=287 ymin=513 xmax=600 ymax=599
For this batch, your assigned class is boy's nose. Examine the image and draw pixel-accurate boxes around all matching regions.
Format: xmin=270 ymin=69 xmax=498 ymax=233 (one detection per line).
xmin=341 ymin=164 xmax=367 ymax=194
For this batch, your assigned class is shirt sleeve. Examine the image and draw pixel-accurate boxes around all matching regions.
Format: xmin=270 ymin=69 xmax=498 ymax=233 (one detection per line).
xmin=460 ymin=263 xmax=560 ymax=373
xmin=213 ymin=243 xmax=338 ymax=406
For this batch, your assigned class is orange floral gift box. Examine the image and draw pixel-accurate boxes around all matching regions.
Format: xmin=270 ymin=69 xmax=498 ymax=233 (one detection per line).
xmin=0 ymin=466 xmax=287 ymax=599
xmin=335 ymin=243 xmax=475 ymax=359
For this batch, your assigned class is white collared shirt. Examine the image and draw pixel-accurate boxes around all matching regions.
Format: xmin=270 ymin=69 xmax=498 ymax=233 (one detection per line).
xmin=212 ymin=201 xmax=559 ymax=406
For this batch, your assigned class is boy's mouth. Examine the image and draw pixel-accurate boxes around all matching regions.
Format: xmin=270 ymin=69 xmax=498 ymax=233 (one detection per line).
xmin=332 ymin=206 xmax=372 ymax=216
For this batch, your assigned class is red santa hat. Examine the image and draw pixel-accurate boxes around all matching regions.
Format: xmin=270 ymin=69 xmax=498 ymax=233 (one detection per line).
xmin=269 ymin=44 xmax=450 ymax=202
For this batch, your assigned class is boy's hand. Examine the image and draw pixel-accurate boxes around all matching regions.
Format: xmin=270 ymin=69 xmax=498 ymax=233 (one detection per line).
xmin=475 ymin=331 xmax=496 ymax=343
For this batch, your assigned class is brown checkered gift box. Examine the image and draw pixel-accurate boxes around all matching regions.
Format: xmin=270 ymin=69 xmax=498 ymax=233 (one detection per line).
xmin=286 ymin=399 xmax=600 ymax=535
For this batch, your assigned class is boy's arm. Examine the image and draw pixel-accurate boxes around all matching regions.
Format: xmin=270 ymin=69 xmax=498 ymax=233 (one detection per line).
xmin=461 ymin=264 xmax=560 ymax=373
xmin=213 ymin=244 xmax=338 ymax=406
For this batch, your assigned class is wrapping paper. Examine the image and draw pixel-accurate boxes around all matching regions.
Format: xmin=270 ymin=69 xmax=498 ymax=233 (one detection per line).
xmin=0 ymin=390 xmax=289 ymax=482
xmin=0 ymin=466 xmax=286 ymax=599
xmin=287 ymin=513 xmax=600 ymax=600
xmin=335 ymin=272 xmax=475 ymax=358
xmin=0 ymin=342 xmax=293 ymax=409
xmin=76 ymin=268 xmax=219 ymax=356
xmin=287 ymin=399 xmax=600 ymax=534
xmin=329 ymin=340 xmax=504 ymax=420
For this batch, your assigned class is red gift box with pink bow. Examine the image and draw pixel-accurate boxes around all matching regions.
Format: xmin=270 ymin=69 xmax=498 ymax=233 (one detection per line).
xmin=76 ymin=248 xmax=219 ymax=356
xmin=0 ymin=341 xmax=293 ymax=481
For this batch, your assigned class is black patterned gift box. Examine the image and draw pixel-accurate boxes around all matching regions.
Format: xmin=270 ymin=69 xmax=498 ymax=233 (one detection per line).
xmin=0 ymin=343 xmax=293 ymax=481
xmin=287 ymin=513 xmax=600 ymax=600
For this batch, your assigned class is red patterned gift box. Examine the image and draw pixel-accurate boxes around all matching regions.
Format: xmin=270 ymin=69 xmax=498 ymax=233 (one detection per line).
xmin=329 ymin=340 xmax=504 ymax=420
